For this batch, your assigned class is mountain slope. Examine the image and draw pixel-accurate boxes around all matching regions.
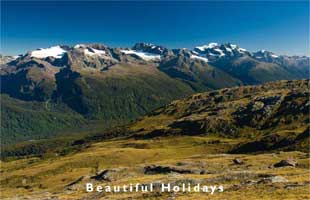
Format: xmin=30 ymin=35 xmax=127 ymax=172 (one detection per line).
xmin=53 ymin=63 xmax=194 ymax=119
xmin=1 ymin=95 xmax=87 ymax=144
xmin=158 ymin=49 xmax=243 ymax=91
xmin=1 ymin=62 xmax=194 ymax=144
xmin=130 ymin=79 xmax=309 ymax=152
xmin=211 ymin=56 xmax=297 ymax=84
xmin=2 ymin=79 xmax=308 ymax=158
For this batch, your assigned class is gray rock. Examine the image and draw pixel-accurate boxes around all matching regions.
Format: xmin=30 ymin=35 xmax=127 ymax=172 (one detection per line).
xmin=91 ymin=169 xmax=118 ymax=182
xmin=144 ymin=165 xmax=204 ymax=175
xmin=233 ymin=158 xmax=244 ymax=165
xmin=274 ymin=159 xmax=297 ymax=168
xmin=258 ymin=175 xmax=288 ymax=184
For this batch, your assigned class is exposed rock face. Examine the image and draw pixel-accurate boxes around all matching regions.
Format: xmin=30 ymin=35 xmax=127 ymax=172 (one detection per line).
xmin=132 ymin=43 xmax=167 ymax=55
xmin=233 ymin=95 xmax=283 ymax=128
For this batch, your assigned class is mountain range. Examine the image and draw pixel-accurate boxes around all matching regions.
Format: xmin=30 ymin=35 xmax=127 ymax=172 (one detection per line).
xmin=1 ymin=42 xmax=309 ymax=144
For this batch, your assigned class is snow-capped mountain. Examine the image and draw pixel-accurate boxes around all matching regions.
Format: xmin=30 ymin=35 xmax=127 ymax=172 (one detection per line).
xmin=2 ymin=42 xmax=308 ymax=83
xmin=4 ymin=42 xmax=307 ymax=66
xmin=251 ymin=49 xmax=309 ymax=75
xmin=192 ymin=43 xmax=251 ymax=62
xmin=132 ymin=43 xmax=166 ymax=55
xmin=119 ymin=43 xmax=169 ymax=61
xmin=1 ymin=42 xmax=308 ymax=137
xmin=252 ymin=50 xmax=279 ymax=62
xmin=74 ymin=44 xmax=107 ymax=57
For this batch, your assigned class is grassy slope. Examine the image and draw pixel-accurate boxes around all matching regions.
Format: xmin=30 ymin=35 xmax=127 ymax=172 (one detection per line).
xmin=130 ymin=80 xmax=309 ymax=142
xmin=0 ymin=136 xmax=309 ymax=199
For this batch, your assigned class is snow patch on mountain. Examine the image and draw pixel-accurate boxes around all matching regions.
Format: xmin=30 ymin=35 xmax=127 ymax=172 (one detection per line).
xmin=74 ymin=44 xmax=107 ymax=57
xmin=230 ymin=44 xmax=237 ymax=49
xmin=196 ymin=42 xmax=218 ymax=51
xmin=84 ymin=48 xmax=106 ymax=56
xmin=31 ymin=46 xmax=66 ymax=59
xmin=214 ymin=49 xmax=225 ymax=57
xmin=74 ymin=44 xmax=86 ymax=49
xmin=192 ymin=43 xmax=252 ymax=62
xmin=121 ymin=50 xmax=161 ymax=61
xmin=190 ymin=54 xmax=209 ymax=62
xmin=225 ymin=47 xmax=233 ymax=52
xmin=253 ymin=50 xmax=280 ymax=61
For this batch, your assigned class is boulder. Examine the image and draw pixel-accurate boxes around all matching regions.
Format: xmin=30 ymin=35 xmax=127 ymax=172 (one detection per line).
xmin=274 ymin=159 xmax=297 ymax=168
xmin=144 ymin=165 xmax=203 ymax=175
xmin=233 ymin=158 xmax=244 ymax=165
xmin=91 ymin=169 xmax=118 ymax=182
xmin=258 ymin=175 xmax=288 ymax=184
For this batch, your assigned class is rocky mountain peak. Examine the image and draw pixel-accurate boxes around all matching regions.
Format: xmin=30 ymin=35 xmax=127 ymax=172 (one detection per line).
xmin=253 ymin=50 xmax=279 ymax=62
xmin=73 ymin=44 xmax=108 ymax=57
xmin=192 ymin=42 xmax=251 ymax=62
xmin=132 ymin=42 xmax=166 ymax=55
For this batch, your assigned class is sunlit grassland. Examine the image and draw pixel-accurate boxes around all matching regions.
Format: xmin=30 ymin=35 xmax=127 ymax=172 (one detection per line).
xmin=1 ymin=136 xmax=309 ymax=200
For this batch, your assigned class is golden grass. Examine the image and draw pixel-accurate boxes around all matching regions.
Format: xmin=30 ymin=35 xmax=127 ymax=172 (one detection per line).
xmin=1 ymin=136 xmax=309 ymax=200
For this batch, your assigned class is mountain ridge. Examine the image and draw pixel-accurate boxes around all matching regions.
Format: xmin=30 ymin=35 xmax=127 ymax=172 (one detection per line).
xmin=2 ymin=42 xmax=309 ymax=59
xmin=1 ymin=42 xmax=309 ymax=144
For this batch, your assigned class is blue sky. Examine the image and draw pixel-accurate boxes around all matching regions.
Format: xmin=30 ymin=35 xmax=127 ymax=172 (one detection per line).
xmin=1 ymin=1 xmax=309 ymax=56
